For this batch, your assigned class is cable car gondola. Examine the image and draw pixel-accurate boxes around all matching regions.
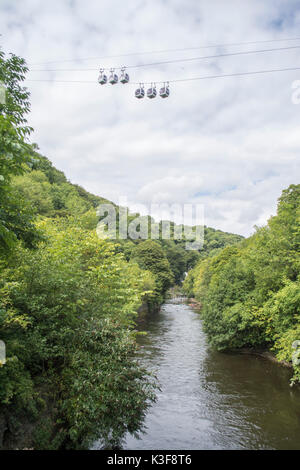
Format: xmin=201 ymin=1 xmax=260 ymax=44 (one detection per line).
xmin=159 ymin=82 xmax=170 ymax=98
xmin=109 ymin=69 xmax=118 ymax=84
xmin=147 ymin=84 xmax=157 ymax=99
xmin=98 ymin=68 xmax=107 ymax=85
xmin=135 ymin=84 xmax=145 ymax=99
xmin=120 ymin=67 xmax=130 ymax=84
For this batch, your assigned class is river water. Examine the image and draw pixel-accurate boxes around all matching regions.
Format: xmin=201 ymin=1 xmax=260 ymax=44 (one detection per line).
xmin=124 ymin=297 xmax=300 ymax=450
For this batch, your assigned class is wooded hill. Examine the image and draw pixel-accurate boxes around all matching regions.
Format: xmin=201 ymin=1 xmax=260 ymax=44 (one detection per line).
xmin=13 ymin=150 xmax=244 ymax=287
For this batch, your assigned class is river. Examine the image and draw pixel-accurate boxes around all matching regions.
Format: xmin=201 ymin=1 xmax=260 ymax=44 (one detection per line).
xmin=124 ymin=297 xmax=300 ymax=450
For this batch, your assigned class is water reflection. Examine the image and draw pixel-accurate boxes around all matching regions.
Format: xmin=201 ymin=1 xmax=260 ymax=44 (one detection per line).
xmin=124 ymin=299 xmax=300 ymax=450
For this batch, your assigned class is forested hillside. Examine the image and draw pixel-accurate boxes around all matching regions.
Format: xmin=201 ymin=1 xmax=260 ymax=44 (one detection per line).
xmin=12 ymin=151 xmax=243 ymax=286
xmin=183 ymin=184 xmax=300 ymax=385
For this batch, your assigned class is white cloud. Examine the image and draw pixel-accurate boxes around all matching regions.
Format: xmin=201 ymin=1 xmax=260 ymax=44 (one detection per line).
xmin=1 ymin=0 xmax=300 ymax=236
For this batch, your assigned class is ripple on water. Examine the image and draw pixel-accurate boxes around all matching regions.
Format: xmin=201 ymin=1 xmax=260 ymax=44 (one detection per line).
xmin=121 ymin=301 xmax=300 ymax=450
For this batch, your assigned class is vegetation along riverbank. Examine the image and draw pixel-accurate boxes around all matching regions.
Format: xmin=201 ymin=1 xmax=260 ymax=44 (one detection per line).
xmin=183 ymin=184 xmax=300 ymax=385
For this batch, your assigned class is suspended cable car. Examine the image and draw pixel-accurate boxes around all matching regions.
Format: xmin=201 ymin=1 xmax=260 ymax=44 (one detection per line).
xmin=159 ymin=82 xmax=170 ymax=98
xmin=109 ymin=68 xmax=118 ymax=84
xmin=135 ymin=84 xmax=145 ymax=99
xmin=120 ymin=67 xmax=130 ymax=84
xmin=98 ymin=68 xmax=107 ymax=85
xmin=147 ymin=84 xmax=157 ymax=99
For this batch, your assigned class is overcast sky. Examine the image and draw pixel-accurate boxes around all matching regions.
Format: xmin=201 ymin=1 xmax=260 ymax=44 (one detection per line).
xmin=1 ymin=0 xmax=300 ymax=236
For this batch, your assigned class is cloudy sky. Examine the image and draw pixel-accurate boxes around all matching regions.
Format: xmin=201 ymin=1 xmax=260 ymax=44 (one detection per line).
xmin=1 ymin=0 xmax=300 ymax=236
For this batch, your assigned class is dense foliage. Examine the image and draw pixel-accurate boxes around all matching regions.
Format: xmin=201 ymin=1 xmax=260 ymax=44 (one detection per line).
xmin=131 ymin=240 xmax=174 ymax=305
xmin=183 ymin=185 xmax=300 ymax=384
xmin=0 ymin=48 xmax=158 ymax=449
xmin=0 ymin=50 xmax=40 ymax=254
xmin=0 ymin=218 xmax=157 ymax=449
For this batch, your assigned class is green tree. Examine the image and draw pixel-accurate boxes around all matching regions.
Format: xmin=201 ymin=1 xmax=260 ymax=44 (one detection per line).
xmin=131 ymin=240 xmax=174 ymax=304
xmin=0 ymin=218 xmax=157 ymax=449
xmin=162 ymin=241 xmax=188 ymax=284
xmin=0 ymin=49 xmax=38 ymax=254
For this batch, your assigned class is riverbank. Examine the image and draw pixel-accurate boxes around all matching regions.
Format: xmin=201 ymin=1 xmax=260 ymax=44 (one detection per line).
xmin=124 ymin=298 xmax=300 ymax=449
xmin=227 ymin=349 xmax=293 ymax=369
xmin=186 ymin=298 xmax=202 ymax=309
xmin=186 ymin=298 xmax=293 ymax=371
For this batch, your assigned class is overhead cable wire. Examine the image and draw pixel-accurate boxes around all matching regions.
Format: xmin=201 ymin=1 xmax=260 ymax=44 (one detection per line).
xmin=28 ymin=45 xmax=300 ymax=72
xmin=25 ymin=65 xmax=300 ymax=85
xmin=28 ymin=36 xmax=300 ymax=66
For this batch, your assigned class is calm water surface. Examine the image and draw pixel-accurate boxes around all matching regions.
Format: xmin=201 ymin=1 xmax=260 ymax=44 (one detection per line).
xmin=124 ymin=298 xmax=300 ymax=450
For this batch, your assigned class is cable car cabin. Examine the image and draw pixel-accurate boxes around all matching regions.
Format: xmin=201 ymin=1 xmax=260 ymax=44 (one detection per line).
xmin=147 ymin=86 xmax=157 ymax=99
xmin=109 ymin=71 xmax=118 ymax=84
xmin=135 ymin=87 xmax=145 ymax=99
xmin=120 ymin=69 xmax=130 ymax=84
xmin=98 ymin=70 xmax=107 ymax=85
xmin=159 ymin=84 xmax=170 ymax=98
